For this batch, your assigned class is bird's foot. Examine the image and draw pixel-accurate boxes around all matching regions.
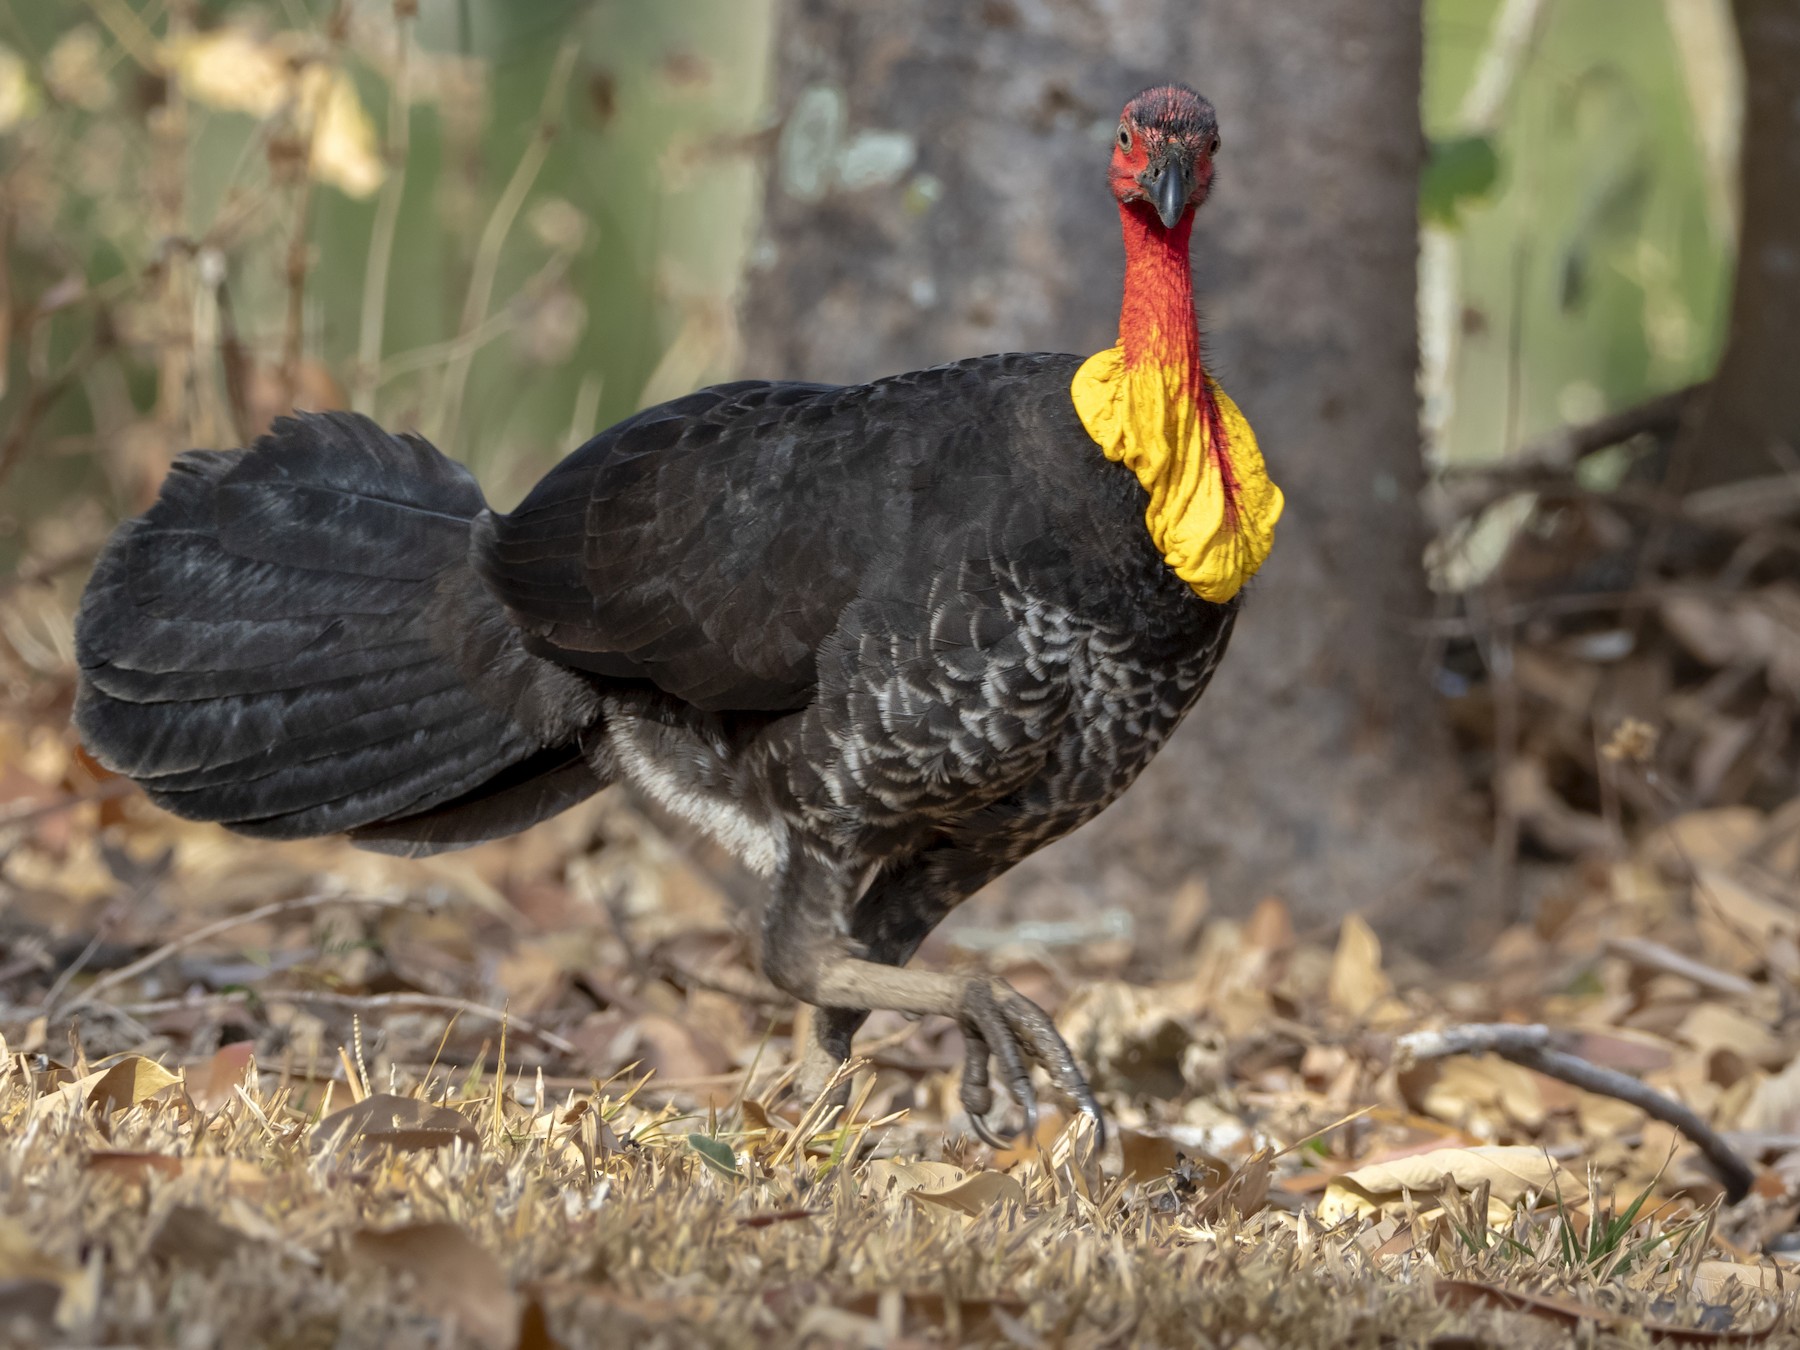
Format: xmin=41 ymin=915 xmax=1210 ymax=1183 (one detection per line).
xmin=955 ymin=977 xmax=1104 ymax=1150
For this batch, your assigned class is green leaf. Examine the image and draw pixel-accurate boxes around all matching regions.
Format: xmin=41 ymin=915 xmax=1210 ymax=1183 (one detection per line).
xmin=687 ymin=1133 xmax=741 ymax=1179
xmin=1421 ymin=135 xmax=1501 ymax=227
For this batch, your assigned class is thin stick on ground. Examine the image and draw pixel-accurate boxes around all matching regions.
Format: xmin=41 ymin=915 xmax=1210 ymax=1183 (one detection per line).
xmin=110 ymin=988 xmax=578 ymax=1056
xmin=56 ymin=892 xmax=409 ymax=1016
xmin=1394 ymin=1022 xmax=1756 ymax=1204
xmin=1602 ymin=936 xmax=1759 ymax=1001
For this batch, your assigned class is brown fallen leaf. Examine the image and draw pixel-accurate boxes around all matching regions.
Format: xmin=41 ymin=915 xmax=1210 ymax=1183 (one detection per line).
xmin=907 ymin=1169 xmax=1026 ymax=1218
xmin=313 ymin=1092 xmax=480 ymax=1154
xmin=1691 ymin=1261 xmax=1787 ymax=1303
xmin=735 ymin=1207 xmax=821 ymax=1229
xmin=1118 ymin=1126 xmax=1181 ymax=1183
xmin=189 ymin=1040 xmax=256 ymax=1113
xmin=31 ymin=1055 xmax=181 ymax=1122
xmin=351 ymin=1222 xmax=517 ymax=1350
xmin=515 ymin=1296 xmax=565 ymax=1350
xmin=862 ymin=1158 xmax=970 ymax=1198
xmin=1319 ymin=1146 xmax=1587 ymax=1226
xmin=1329 ymin=914 xmax=1391 ymax=1017
xmin=148 ymin=1205 xmax=248 ymax=1274
xmin=1407 ymin=1054 xmax=1547 ymax=1133
xmin=1435 ymin=1278 xmax=1778 ymax=1344
xmin=1328 ymin=914 xmax=1407 ymax=1023
xmin=1191 ymin=1146 xmax=1274 ymax=1223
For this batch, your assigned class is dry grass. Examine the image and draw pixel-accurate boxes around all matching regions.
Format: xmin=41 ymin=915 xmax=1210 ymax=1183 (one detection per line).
xmin=0 ymin=1036 xmax=1781 ymax=1349
xmin=0 ymin=713 xmax=1794 ymax=1346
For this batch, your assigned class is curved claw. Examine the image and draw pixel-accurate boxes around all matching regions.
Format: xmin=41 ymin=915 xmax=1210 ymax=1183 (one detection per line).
xmin=1075 ymin=1094 xmax=1108 ymax=1150
xmin=967 ymin=1108 xmax=1016 ymax=1150
xmin=955 ymin=977 xmax=1105 ymax=1150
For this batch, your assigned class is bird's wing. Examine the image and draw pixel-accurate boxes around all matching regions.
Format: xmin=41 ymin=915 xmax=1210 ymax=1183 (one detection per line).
xmin=474 ymin=377 xmax=947 ymax=712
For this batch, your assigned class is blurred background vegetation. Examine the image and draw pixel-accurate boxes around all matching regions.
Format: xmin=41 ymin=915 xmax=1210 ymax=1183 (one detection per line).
xmin=1427 ymin=0 xmax=1735 ymax=464
xmin=0 ymin=0 xmax=776 ymax=606
xmin=0 ymin=1 xmax=1739 ymax=564
xmin=0 ymin=0 xmax=1745 ymax=636
xmin=0 ymin=0 xmax=1762 ymax=916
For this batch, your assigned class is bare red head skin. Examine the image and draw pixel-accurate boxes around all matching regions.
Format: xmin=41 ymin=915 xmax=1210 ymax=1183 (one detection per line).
xmin=1107 ymin=85 xmax=1222 ymax=383
xmin=1108 ymin=84 xmax=1221 ymax=232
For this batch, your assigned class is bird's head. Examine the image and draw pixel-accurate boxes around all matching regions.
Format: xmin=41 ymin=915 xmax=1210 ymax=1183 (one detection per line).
xmin=1108 ymin=84 xmax=1220 ymax=230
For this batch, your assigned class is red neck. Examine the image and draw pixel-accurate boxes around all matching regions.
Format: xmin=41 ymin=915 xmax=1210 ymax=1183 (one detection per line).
xmin=1117 ymin=201 xmax=1202 ymax=388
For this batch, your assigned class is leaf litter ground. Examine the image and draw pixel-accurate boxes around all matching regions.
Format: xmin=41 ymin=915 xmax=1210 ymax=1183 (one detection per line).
xmin=1 ymin=710 xmax=1799 ymax=1347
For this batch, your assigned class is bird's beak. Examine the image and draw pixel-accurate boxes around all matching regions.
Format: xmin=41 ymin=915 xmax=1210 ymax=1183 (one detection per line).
xmin=1147 ymin=159 xmax=1190 ymax=229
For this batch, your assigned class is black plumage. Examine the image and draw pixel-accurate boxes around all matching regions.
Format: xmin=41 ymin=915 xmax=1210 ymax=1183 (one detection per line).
xmin=74 ymin=84 xmax=1256 ymax=1140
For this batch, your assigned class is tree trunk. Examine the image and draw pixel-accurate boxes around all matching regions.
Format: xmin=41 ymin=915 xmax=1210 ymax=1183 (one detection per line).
xmin=1678 ymin=0 xmax=1800 ymax=492
xmin=739 ymin=0 xmax=1481 ymax=938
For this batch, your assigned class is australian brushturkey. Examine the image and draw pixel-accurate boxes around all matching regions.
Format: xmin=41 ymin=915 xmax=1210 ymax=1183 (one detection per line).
xmin=73 ymin=84 xmax=1281 ymax=1142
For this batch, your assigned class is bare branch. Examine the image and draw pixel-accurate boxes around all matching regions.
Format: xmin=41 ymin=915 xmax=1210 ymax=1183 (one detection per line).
xmin=106 ymin=988 xmax=578 ymax=1057
xmin=1394 ymin=1022 xmax=1756 ymax=1204
xmin=1602 ymin=936 xmax=1760 ymax=1001
xmin=56 ymin=892 xmax=409 ymax=1016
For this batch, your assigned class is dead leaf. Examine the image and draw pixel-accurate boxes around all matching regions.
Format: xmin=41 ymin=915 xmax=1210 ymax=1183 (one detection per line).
xmin=862 ymin=1158 xmax=970 ymax=1198
xmin=1677 ymin=1004 xmax=1787 ymax=1070
xmin=1691 ymin=1261 xmax=1786 ymax=1301
xmin=351 ymin=1222 xmax=517 ymax=1350
xmin=515 ymin=1296 xmax=564 ymax=1350
xmin=1319 ymin=1146 xmax=1587 ymax=1225
xmin=1408 ymin=1055 xmax=1547 ymax=1134
xmin=32 ymin=1055 xmax=180 ymax=1121
xmin=1692 ymin=866 xmax=1799 ymax=971
xmin=314 ymin=1093 xmax=480 ymax=1154
xmin=1641 ymin=808 xmax=1766 ymax=875
xmin=1119 ymin=1127 xmax=1181 ymax=1182
xmin=189 ymin=1041 xmax=256 ymax=1113
xmin=1243 ymin=895 xmax=1294 ymax=957
xmin=1436 ymin=1278 xmax=1778 ymax=1343
xmin=1328 ymin=914 xmax=1394 ymax=1019
xmin=1738 ymin=1056 xmax=1800 ymax=1134
xmin=829 ymin=1288 xmax=1030 ymax=1341
xmin=735 ymin=1208 xmax=821 ymax=1230
xmin=1192 ymin=1146 xmax=1274 ymax=1222
xmin=907 ymin=1169 xmax=1025 ymax=1217
xmin=148 ymin=1205 xmax=248 ymax=1274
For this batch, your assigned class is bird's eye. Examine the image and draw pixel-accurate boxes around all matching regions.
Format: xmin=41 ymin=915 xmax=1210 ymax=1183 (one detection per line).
xmin=1117 ymin=125 xmax=1132 ymax=152
xmin=1207 ymin=133 xmax=1221 ymax=155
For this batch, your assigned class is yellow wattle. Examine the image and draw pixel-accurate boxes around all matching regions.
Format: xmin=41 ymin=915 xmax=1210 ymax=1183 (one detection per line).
xmin=1070 ymin=345 xmax=1282 ymax=603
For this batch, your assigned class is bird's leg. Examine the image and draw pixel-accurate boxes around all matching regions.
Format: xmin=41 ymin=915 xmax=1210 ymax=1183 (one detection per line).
xmin=762 ymin=849 xmax=1101 ymax=1145
xmin=794 ymin=1005 xmax=867 ymax=1113
xmin=801 ymin=960 xmax=1098 ymax=1146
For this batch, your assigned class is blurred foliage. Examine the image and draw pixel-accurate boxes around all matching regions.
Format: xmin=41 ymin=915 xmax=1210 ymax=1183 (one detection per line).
xmin=0 ymin=0 xmax=772 ymax=596
xmin=1422 ymin=133 xmax=1502 ymax=227
xmin=1425 ymin=0 xmax=1736 ymax=465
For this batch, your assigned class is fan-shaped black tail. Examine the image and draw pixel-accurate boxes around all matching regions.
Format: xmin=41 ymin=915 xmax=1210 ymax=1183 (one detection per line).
xmin=73 ymin=412 xmax=606 ymax=856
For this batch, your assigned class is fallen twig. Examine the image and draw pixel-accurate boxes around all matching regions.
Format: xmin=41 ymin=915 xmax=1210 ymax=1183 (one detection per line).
xmin=56 ymin=892 xmax=409 ymax=1016
xmin=107 ymin=988 xmax=578 ymax=1057
xmin=1602 ymin=936 xmax=1760 ymax=1001
xmin=1394 ymin=1022 xmax=1756 ymax=1203
xmin=1442 ymin=383 xmax=1704 ymax=480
